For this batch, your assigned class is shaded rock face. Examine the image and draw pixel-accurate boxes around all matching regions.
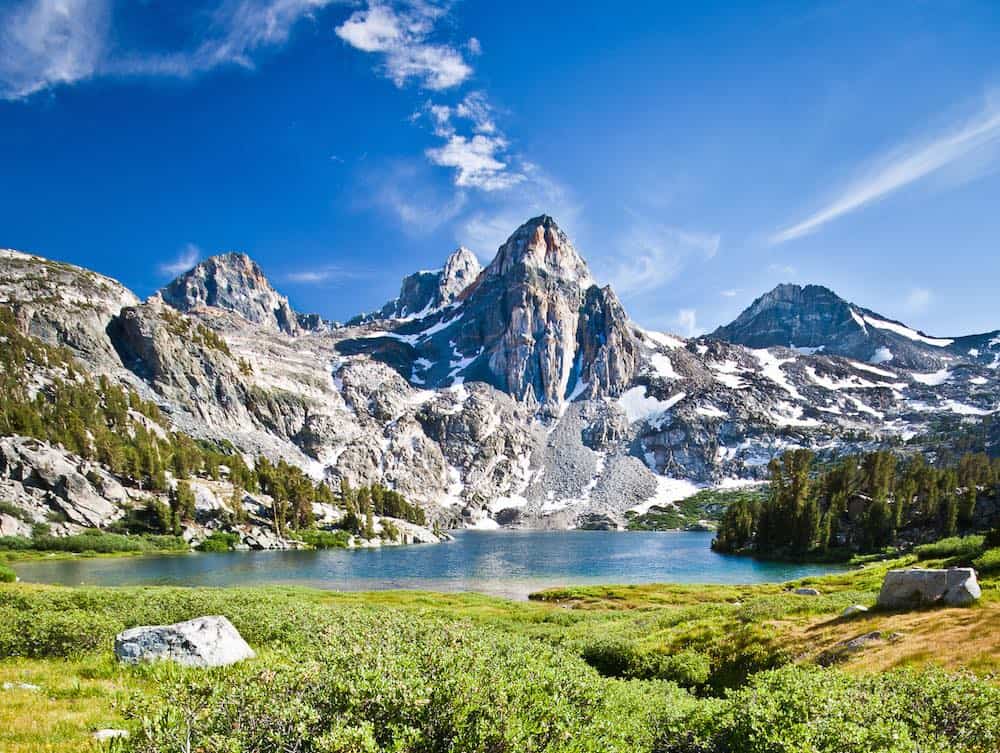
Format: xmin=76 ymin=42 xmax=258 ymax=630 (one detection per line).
xmin=159 ymin=252 xmax=298 ymax=334
xmin=711 ymin=283 xmax=1000 ymax=371
xmin=114 ymin=616 xmax=255 ymax=667
xmin=378 ymin=247 xmax=482 ymax=320
xmin=339 ymin=217 xmax=638 ymax=410
xmin=876 ymin=568 xmax=982 ymax=609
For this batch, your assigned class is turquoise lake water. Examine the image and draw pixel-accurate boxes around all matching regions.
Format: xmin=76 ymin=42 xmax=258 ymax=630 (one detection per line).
xmin=12 ymin=530 xmax=844 ymax=599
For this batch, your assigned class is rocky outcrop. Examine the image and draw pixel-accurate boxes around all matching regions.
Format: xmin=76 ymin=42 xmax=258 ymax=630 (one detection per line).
xmin=876 ymin=568 xmax=982 ymax=609
xmin=0 ymin=436 xmax=126 ymax=528
xmin=377 ymin=247 xmax=482 ymax=320
xmin=0 ymin=249 xmax=139 ymax=371
xmin=158 ymin=252 xmax=299 ymax=334
xmin=114 ymin=616 xmax=255 ymax=667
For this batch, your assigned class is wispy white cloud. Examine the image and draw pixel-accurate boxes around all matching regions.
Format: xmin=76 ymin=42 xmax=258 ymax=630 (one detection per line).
xmin=426 ymin=134 xmax=523 ymax=191
xmin=0 ymin=0 xmax=334 ymax=99
xmin=420 ymin=91 xmax=521 ymax=190
xmin=457 ymin=163 xmax=581 ymax=254
xmin=720 ymin=289 xmax=740 ymax=298
xmin=608 ymin=217 xmax=720 ymax=296
xmin=674 ymin=308 xmax=699 ymax=337
xmin=286 ymin=264 xmax=366 ymax=284
xmin=902 ymin=286 xmax=932 ymax=314
xmin=0 ymin=0 xmax=110 ymax=100
xmin=159 ymin=243 xmax=201 ymax=277
xmin=335 ymin=1 xmax=470 ymax=90
xmin=770 ymin=101 xmax=1000 ymax=244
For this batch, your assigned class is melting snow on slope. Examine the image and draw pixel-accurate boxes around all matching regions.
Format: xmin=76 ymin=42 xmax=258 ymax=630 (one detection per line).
xmin=851 ymin=361 xmax=897 ymax=378
xmin=870 ymin=347 xmax=893 ymax=364
xmin=618 ymin=386 xmax=686 ymax=424
xmin=912 ymin=368 xmax=952 ymax=386
xmin=861 ymin=314 xmax=954 ymax=347
xmin=711 ymin=360 xmax=748 ymax=389
xmin=752 ymin=349 xmax=805 ymax=400
xmin=696 ymin=404 xmax=728 ymax=418
xmin=640 ymin=328 xmax=685 ymax=349
xmin=650 ymin=353 xmax=680 ymax=380
xmin=628 ymin=476 xmax=702 ymax=515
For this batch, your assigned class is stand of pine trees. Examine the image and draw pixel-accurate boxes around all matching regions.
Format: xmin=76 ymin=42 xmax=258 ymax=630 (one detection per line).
xmin=0 ymin=306 xmax=427 ymax=541
xmin=713 ymin=448 xmax=1000 ymax=559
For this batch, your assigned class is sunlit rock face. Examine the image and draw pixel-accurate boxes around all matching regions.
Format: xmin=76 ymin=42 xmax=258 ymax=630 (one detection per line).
xmin=158 ymin=252 xmax=299 ymax=335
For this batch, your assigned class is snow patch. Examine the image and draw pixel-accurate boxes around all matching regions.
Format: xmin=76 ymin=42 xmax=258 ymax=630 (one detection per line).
xmin=861 ymin=314 xmax=953 ymax=347
xmin=618 ymin=386 xmax=686 ymax=424
xmin=912 ymin=368 xmax=952 ymax=386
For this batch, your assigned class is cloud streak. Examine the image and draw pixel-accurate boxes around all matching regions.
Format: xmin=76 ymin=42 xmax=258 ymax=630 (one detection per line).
xmin=159 ymin=243 xmax=201 ymax=277
xmin=770 ymin=103 xmax=1000 ymax=244
xmin=609 ymin=219 xmax=720 ymax=296
xmin=0 ymin=0 xmax=335 ymax=100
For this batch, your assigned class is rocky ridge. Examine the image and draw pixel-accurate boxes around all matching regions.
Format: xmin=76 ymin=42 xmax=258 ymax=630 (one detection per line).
xmin=1 ymin=219 xmax=997 ymax=532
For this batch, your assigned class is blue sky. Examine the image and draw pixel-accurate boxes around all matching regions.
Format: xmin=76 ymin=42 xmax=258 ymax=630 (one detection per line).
xmin=2 ymin=1 xmax=1000 ymax=336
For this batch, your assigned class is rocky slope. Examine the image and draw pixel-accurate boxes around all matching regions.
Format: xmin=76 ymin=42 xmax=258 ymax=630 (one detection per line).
xmin=711 ymin=283 xmax=1000 ymax=371
xmin=1 ymin=220 xmax=997 ymax=532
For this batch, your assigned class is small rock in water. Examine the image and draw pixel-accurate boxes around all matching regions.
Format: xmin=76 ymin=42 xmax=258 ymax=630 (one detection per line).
xmin=115 ymin=615 xmax=255 ymax=668
xmin=841 ymin=604 xmax=869 ymax=617
xmin=794 ymin=587 xmax=821 ymax=596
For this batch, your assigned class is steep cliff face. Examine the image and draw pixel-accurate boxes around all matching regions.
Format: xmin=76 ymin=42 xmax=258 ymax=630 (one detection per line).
xmin=338 ymin=216 xmax=638 ymax=410
xmin=374 ymin=247 xmax=483 ymax=321
xmin=159 ymin=252 xmax=299 ymax=335
xmin=711 ymin=283 xmax=1000 ymax=371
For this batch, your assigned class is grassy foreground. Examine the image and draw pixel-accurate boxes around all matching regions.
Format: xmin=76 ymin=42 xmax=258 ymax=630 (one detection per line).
xmin=1 ymin=554 xmax=998 ymax=752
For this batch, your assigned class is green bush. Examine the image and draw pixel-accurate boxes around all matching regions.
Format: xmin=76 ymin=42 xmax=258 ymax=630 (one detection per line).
xmin=914 ymin=535 xmax=985 ymax=561
xmin=196 ymin=532 xmax=239 ymax=552
xmin=0 ymin=563 xmax=15 ymax=582
xmin=973 ymin=547 xmax=1000 ymax=574
xmin=0 ymin=531 xmax=187 ymax=554
xmin=292 ymin=528 xmax=351 ymax=549
xmin=663 ymin=664 xmax=1000 ymax=753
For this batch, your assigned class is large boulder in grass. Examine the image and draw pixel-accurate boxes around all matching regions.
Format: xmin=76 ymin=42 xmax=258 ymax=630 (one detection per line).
xmin=876 ymin=568 xmax=981 ymax=610
xmin=114 ymin=616 xmax=254 ymax=667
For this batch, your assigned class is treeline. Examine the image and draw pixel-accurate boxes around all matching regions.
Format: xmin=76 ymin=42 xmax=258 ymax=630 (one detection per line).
xmin=0 ymin=307 xmax=427 ymax=539
xmin=713 ymin=449 xmax=1000 ymax=558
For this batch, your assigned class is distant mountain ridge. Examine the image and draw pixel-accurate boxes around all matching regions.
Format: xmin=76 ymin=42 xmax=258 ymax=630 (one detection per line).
xmin=1 ymin=220 xmax=997 ymax=532
xmin=711 ymin=283 xmax=1000 ymax=371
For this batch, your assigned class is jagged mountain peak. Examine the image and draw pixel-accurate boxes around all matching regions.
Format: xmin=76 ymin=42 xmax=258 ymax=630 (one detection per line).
xmin=158 ymin=251 xmax=299 ymax=334
xmin=485 ymin=215 xmax=594 ymax=287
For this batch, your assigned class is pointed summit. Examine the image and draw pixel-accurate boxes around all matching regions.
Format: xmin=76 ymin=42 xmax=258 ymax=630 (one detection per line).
xmin=374 ymin=246 xmax=483 ymax=321
xmin=158 ymin=252 xmax=298 ymax=334
xmin=711 ymin=283 xmax=962 ymax=369
xmin=486 ymin=215 xmax=594 ymax=287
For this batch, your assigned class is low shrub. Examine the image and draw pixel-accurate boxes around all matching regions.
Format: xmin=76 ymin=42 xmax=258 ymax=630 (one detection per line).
xmin=292 ymin=528 xmax=351 ymax=549
xmin=0 ymin=531 xmax=187 ymax=554
xmin=661 ymin=664 xmax=1000 ymax=753
xmin=973 ymin=547 xmax=1000 ymax=574
xmin=914 ymin=535 xmax=985 ymax=561
xmin=0 ymin=563 xmax=15 ymax=582
xmin=196 ymin=532 xmax=239 ymax=552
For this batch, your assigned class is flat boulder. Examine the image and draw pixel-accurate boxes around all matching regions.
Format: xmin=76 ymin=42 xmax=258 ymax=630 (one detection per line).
xmin=794 ymin=587 xmax=820 ymax=596
xmin=114 ymin=616 xmax=254 ymax=668
xmin=876 ymin=567 xmax=981 ymax=610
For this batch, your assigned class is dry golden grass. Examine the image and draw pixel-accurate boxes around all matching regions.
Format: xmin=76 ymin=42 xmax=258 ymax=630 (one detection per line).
xmin=0 ymin=658 xmax=135 ymax=753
